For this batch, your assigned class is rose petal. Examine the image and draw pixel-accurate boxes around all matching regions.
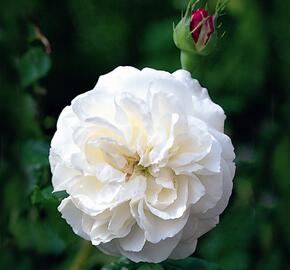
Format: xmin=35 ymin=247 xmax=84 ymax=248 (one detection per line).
xmin=58 ymin=197 xmax=91 ymax=240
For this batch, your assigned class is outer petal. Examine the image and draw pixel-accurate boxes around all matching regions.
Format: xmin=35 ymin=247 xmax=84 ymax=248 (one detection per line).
xmin=169 ymin=215 xmax=199 ymax=259
xmin=71 ymin=90 xmax=115 ymax=122
xmin=95 ymin=66 xmax=152 ymax=100
xmin=192 ymin=94 xmax=226 ymax=132
xmin=119 ymin=231 xmax=183 ymax=263
xmin=51 ymin=163 xmax=80 ymax=192
xmin=50 ymin=106 xmax=79 ymax=170
xmin=98 ymin=240 xmax=121 ymax=257
xmin=173 ymin=69 xmax=226 ymax=132
xmin=58 ymin=197 xmax=91 ymax=240
xmin=210 ymin=128 xmax=235 ymax=161
xmin=191 ymin=172 xmax=224 ymax=214
xmin=119 ymin=224 xmax=146 ymax=252
xmin=202 ymin=159 xmax=235 ymax=219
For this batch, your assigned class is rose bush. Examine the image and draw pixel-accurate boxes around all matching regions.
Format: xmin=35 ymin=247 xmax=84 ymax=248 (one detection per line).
xmin=49 ymin=66 xmax=235 ymax=263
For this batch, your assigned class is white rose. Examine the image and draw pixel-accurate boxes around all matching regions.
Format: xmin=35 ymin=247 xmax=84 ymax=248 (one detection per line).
xmin=49 ymin=66 xmax=235 ymax=263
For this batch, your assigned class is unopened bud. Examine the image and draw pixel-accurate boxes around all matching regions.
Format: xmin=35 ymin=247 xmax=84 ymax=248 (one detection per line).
xmin=190 ymin=8 xmax=214 ymax=49
xmin=173 ymin=6 xmax=216 ymax=57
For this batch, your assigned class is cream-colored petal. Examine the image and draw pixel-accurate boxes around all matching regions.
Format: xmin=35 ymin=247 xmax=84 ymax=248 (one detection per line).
xmin=119 ymin=231 xmax=183 ymax=263
xmin=119 ymin=224 xmax=146 ymax=252
xmin=58 ymin=197 xmax=91 ymax=240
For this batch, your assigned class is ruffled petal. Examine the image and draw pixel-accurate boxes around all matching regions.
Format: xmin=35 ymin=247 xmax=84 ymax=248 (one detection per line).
xmin=119 ymin=231 xmax=183 ymax=263
xmin=58 ymin=197 xmax=91 ymax=240
xmin=119 ymin=224 xmax=146 ymax=252
xmin=131 ymin=199 xmax=189 ymax=243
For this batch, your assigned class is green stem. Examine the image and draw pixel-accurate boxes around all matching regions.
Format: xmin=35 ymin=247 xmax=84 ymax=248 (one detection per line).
xmin=180 ymin=50 xmax=198 ymax=74
xmin=70 ymin=241 xmax=92 ymax=270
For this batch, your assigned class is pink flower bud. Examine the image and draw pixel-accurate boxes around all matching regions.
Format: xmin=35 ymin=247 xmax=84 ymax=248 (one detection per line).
xmin=190 ymin=8 xmax=214 ymax=46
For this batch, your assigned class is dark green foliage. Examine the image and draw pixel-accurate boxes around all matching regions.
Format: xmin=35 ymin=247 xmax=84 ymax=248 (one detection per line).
xmin=162 ymin=258 xmax=220 ymax=270
xmin=102 ymin=257 xmax=219 ymax=270
xmin=17 ymin=47 xmax=51 ymax=87
xmin=1 ymin=0 xmax=290 ymax=269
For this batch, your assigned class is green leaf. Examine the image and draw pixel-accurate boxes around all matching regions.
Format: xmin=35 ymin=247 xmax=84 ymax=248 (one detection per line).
xmin=102 ymin=257 xmax=219 ymax=270
xmin=101 ymin=258 xmax=164 ymax=270
xmin=17 ymin=47 xmax=51 ymax=87
xmin=272 ymin=137 xmax=290 ymax=193
xmin=21 ymin=140 xmax=49 ymax=168
xmin=101 ymin=257 xmax=132 ymax=270
xmin=31 ymin=185 xmax=68 ymax=205
xmin=9 ymin=209 xmax=66 ymax=254
xmin=162 ymin=258 xmax=221 ymax=270
xmin=21 ymin=140 xmax=50 ymax=191
xmin=137 ymin=264 xmax=164 ymax=270
xmin=31 ymin=185 xmax=54 ymax=204
xmin=137 ymin=265 xmax=152 ymax=270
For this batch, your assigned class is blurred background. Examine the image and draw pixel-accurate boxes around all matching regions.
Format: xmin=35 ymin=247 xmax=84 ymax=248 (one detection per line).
xmin=1 ymin=0 xmax=290 ymax=269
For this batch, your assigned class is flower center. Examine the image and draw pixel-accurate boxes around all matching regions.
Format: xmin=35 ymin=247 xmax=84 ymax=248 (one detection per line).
xmin=123 ymin=156 xmax=138 ymax=176
xmin=123 ymin=155 xmax=150 ymax=181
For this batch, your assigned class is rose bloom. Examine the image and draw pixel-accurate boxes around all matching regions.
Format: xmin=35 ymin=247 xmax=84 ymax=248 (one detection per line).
xmin=49 ymin=67 xmax=235 ymax=263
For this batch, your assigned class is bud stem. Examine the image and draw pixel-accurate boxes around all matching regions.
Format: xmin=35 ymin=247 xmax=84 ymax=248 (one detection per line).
xmin=180 ymin=50 xmax=197 ymax=73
